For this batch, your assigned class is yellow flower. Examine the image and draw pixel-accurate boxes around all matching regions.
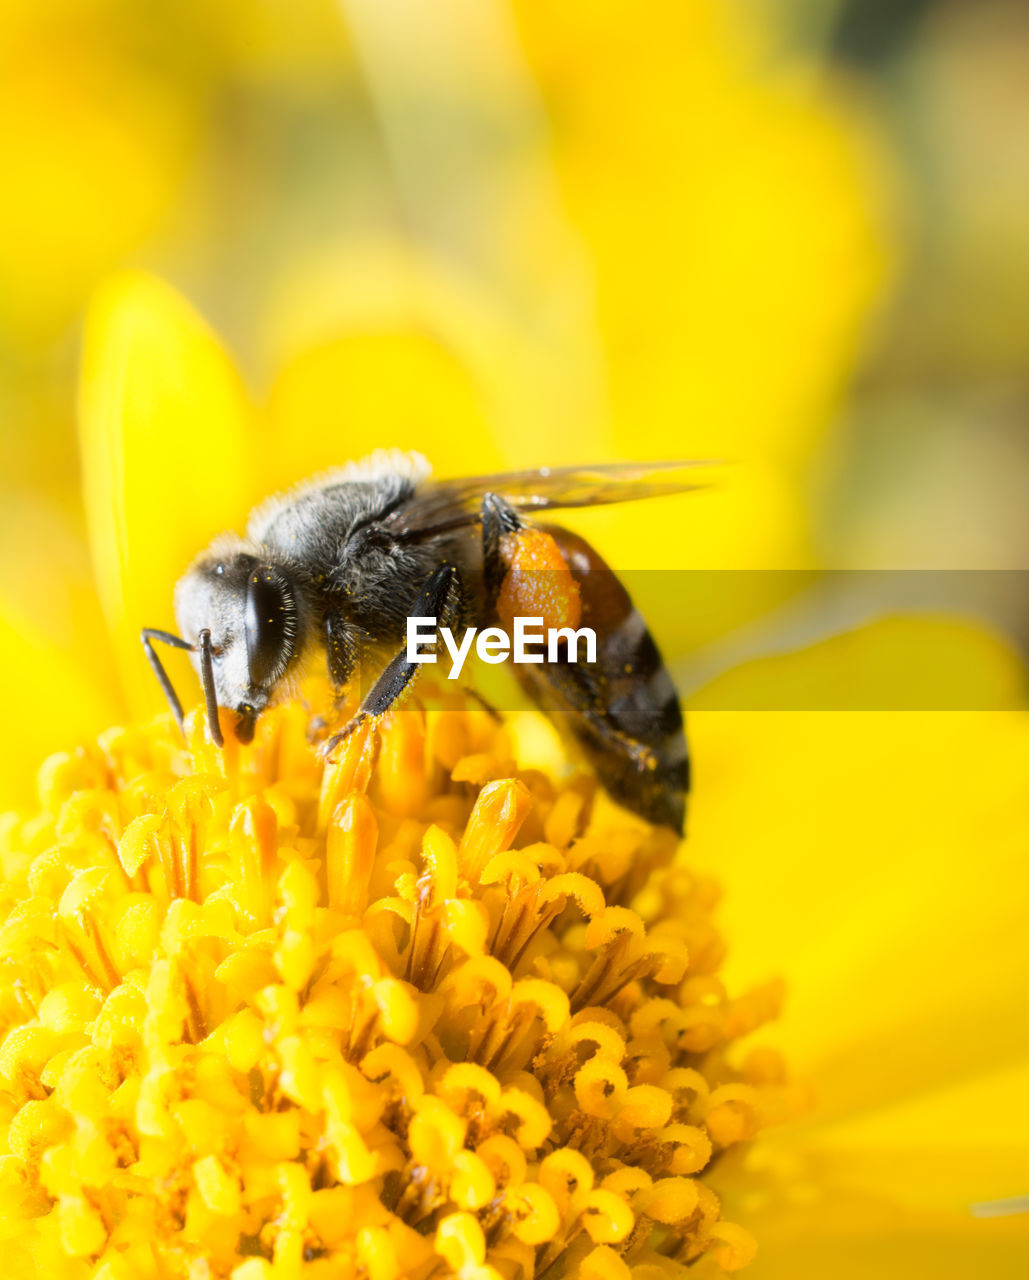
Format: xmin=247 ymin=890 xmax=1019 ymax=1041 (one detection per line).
xmin=1 ymin=273 xmax=1026 ymax=1280
xmin=0 ymin=275 xmax=801 ymax=1275
xmin=0 ymin=0 xmax=1024 ymax=1266
xmin=0 ymin=688 xmax=787 ymax=1278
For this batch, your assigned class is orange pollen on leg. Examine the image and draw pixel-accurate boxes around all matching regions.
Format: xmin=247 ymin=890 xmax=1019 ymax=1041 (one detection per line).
xmin=497 ymin=529 xmax=582 ymax=633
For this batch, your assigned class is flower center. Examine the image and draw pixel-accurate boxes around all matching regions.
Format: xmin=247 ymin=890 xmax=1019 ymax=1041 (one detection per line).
xmin=0 ymin=689 xmax=784 ymax=1276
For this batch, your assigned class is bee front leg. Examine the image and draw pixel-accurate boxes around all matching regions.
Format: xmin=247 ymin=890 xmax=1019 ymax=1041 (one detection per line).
xmin=324 ymin=613 xmax=378 ymax=712
xmin=320 ymin=564 xmax=464 ymax=759
xmin=304 ymin=613 xmax=365 ymax=743
xmin=324 ymin=613 xmax=362 ymax=691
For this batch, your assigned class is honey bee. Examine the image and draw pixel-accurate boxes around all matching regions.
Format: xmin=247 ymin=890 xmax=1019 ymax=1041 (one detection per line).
xmin=142 ymin=451 xmax=702 ymax=832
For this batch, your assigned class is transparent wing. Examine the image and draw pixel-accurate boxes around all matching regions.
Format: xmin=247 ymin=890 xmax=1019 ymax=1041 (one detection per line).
xmin=389 ymin=460 xmax=716 ymax=539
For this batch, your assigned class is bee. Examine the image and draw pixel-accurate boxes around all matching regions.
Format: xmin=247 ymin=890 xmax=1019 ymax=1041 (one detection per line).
xmin=142 ymin=451 xmax=702 ymax=832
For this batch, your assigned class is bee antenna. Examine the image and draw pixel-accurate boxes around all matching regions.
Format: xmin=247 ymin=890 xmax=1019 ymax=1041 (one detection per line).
xmin=197 ymin=629 xmax=224 ymax=748
xmin=140 ymin=627 xmax=192 ymax=738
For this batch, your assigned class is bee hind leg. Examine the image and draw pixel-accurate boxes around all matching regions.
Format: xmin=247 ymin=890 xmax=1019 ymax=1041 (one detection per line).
xmin=320 ymin=564 xmax=464 ymax=759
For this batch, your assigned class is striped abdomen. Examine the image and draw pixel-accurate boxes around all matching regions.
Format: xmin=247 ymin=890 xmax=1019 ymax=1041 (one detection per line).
xmin=516 ymin=525 xmax=688 ymax=834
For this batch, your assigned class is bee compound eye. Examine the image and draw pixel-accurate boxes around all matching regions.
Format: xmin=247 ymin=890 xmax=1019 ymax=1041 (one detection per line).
xmin=244 ymin=567 xmax=294 ymax=686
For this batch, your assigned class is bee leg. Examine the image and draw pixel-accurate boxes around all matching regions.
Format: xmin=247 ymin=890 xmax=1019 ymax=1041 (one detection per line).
xmin=140 ymin=626 xmax=224 ymax=747
xmin=481 ymin=492 xmax=522 ymax=603
xmin=321 ymin=564 xmax=464 ymax=758
xmin=197 ymin=628 xmax=224 ymax=747
xmin=141 ymin=627 xmax=190 ymax=736
xmin=325 ymin=613 xmax=357 ymax=690
xmin=324 ymin=613 xmax=377 ymax=701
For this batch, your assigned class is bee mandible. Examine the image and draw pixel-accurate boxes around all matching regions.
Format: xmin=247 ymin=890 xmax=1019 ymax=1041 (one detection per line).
xmin=142 ymin=452 xmax=701 ymax=832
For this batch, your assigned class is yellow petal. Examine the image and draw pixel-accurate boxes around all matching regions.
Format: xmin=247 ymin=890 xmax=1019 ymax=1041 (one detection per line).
xmin=740 ymin=1198 xmax=1029 ymax=1280
xmin=79 ymin=271 xmax=254 ymax=715
xmin=691 ymin=614 xmax=1025 ymax=712
xmin=759 ymin=1057 xmax=1029 ymax=1216
xmin=690 ymin=621 xmax=1029 ymax=1122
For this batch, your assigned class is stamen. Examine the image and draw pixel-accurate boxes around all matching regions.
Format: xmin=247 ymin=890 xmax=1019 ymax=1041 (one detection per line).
xmin=0 ymin=688 xmax=784 ymax=1275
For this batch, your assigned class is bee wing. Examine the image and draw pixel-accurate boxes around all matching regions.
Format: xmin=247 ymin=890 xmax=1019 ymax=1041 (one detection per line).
xmin=449 ymin=459 xmax=715 ymax=511
xmin=390 ymin=460 xmax=716 ymax=539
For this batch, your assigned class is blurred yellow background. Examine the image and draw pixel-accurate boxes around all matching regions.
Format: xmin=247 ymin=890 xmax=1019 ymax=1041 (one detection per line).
xmin=1 ymin=0 xmax=892 ymax=775
xmin=2 ymin=0 xmax=1028 ymax=1275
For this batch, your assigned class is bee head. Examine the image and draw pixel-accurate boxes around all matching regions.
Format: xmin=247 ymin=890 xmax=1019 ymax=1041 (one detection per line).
xmin=174 ymin=548 xmax=300 ymax=743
